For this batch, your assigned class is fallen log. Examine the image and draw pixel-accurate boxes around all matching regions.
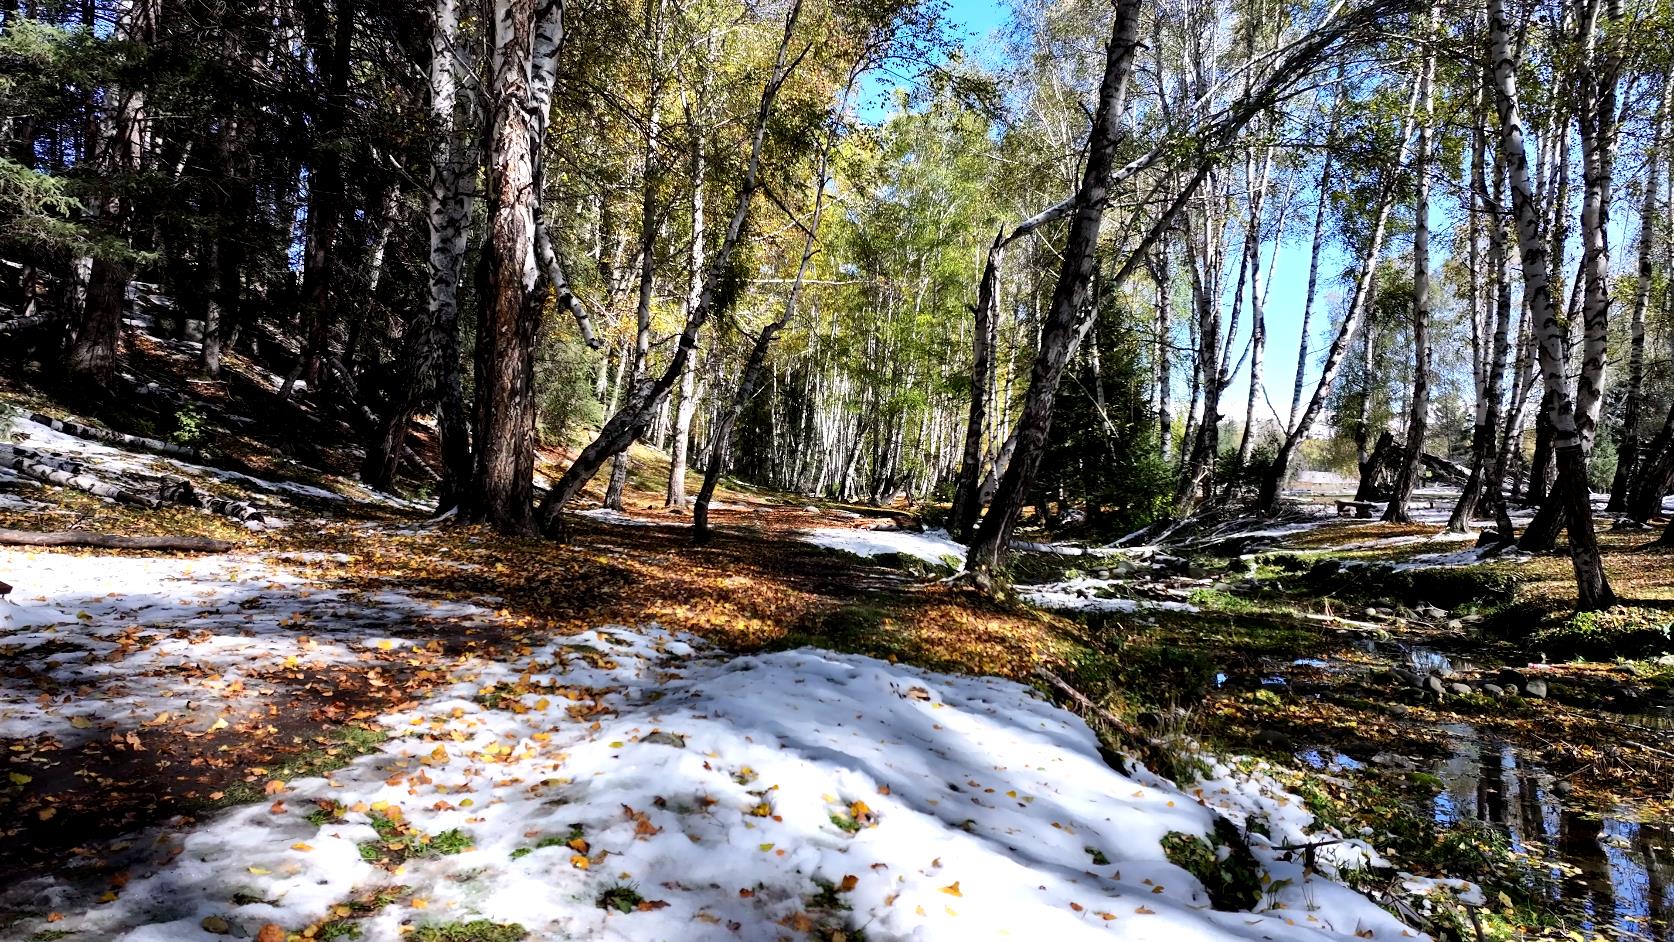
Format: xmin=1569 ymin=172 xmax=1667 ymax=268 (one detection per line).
xmin=0 ymin=445 xmax=162 ymax=509
xmin=0 ymin=528 xmax=235 ymax=552
xmin=28 ymin=412 xmax=202 ymax=460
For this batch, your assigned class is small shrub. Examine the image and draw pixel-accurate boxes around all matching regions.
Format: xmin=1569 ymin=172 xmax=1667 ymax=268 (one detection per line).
xmin=1161 ymin=820 xmax=1262 ymax=911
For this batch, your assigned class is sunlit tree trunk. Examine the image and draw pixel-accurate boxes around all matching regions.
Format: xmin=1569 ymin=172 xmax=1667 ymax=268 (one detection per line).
xmin=1488 ymin=0 xmax=1613 ymax=609
xmin=1386 ymin=17 xmax=1436 ymax=523
xmin=463 ymin=0 xmax=543 ymax=532
xmin=364 ymin=0 xmax=480 ymax=498
xmin=964 ymin=0 xmax=1142 ymax=576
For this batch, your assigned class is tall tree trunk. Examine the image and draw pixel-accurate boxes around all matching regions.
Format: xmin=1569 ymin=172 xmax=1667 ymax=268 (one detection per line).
xmin=666 ymin=99 xmax=707 ymax=511
xmin=1385 ymin=21 xmax=1436 ymax=523
xmin=1450 ymin=92 xmax=1515 ymax=535
xmin=463 ymin=0 xmax=543 ymax=532
xmin=605 ymin=0 xmax=666 ymax=512
xmin=535 ymin=0 xmax=806 ymax=536
xmin=1488 ymin=0 xmax=1614 ymax=609
xmin=1236 ymin=146 xmax=1271 ymax=468
xmin=1155 ymin=248 xmax=1173 ymax=457
xmin=709 ymin=66 xmax=872 ymax=541
xmin=964 ymin=0 xmax=1142 ymax=576
xmin=282 ymin=0 xmax=354 ymax=399
xmin=951 ymin=198 xmax=1075 ymax=539
xmin=1607 ymin=80 xmax=1667 ymax=510
xmin=1259 ymin=73 xmax=1421 ymax=514
xmin=363 ymin=0 xmax=480 ymax=499
xmin=66 ymin=0 xmax=155 ymax=383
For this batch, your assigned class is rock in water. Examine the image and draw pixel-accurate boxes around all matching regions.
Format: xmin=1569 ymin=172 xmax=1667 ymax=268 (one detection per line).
xmin=1425 ymin=675 xmax=1447 ymax=697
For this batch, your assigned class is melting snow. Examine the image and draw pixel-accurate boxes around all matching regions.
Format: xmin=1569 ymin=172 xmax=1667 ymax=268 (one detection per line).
xmin=576 ymin=507 xmax=664 ymax=527
xmin=1 ymin=547 xmax=1425 ymax=941
xmin=1019 ymin=578 xmax=1199 ymax=614
xmin=799 ymin=527 xmax=967 ymax=567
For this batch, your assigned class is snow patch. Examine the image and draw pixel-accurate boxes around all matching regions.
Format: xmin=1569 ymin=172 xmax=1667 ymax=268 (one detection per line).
xmin=799 ymin=527 xmax=966 ymax=567
xmin=1019 ymin=578 xmax=1199 ymax=614
xmin=576 ymin=507 xmax=664 ymax=527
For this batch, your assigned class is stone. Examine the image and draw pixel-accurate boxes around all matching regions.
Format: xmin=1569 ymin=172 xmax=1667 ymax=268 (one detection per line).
xmin=641 ymin=731 xmax=686 ymax=748
xmin=1482 ymin=683 xmax=1505 ymax=697
xmin=1448 ymin=682 xmax=1474 ymax=697
xmin=1254 ymin=729 xmax=1295 ymax=751
xmin=1389 ymin=667 xmax=1421 ymax=688
xmin=1495 ymin=668 xmax=1527 ymax=689
xmin=201 ymin=916 xmax=233 ymax=936
xmin=1425 ymin=675 xmax=1447 ymax=697
xmin=1522 ymin=678 xmax=1548 ymax=699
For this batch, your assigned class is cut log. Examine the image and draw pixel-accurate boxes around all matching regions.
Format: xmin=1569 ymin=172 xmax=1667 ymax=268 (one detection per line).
xmin=0 ymin=528 xmax=235 ymax=552
xmin=27 ymin=412 xmax=202 ymax=460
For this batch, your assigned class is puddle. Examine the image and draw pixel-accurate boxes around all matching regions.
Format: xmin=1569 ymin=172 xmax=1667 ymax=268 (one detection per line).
xmin=1299 ymin=748 xmax=1363 ymax=772
xmin=1431 ymin=723 xmax=1674 ymax=939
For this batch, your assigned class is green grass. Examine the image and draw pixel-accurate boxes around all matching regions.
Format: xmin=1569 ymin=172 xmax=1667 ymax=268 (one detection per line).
xmin=510 ymin=824 xmax=585 ymax=859
xmin=195 ymin=726 xmax=388 ymax=812
xmin=358 ymin=813 xmax=472 ymax=865
xmin=411 ymin=921 xmax=527 ymax=942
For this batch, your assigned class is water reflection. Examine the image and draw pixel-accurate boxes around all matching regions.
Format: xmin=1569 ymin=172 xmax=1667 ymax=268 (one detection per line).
xmin=1431 ymin=723 xmax=1673 ymax=939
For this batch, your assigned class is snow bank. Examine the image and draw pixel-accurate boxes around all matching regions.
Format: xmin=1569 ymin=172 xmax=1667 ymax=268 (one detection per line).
xmin=6 ymin=554 xmax=1421 ymax=941
xmin=800 ymin=526 xmax=966 ymax=567
xmin=4 ymin=413 xmax=384 ymax=509
xmin=1020 ymin=578 xmax=1199 ymax=614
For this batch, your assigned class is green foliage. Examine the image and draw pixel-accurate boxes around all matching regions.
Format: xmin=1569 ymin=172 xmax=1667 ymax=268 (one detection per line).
xmin=1160 ymin=823 xmax=1262 ymax=911
xmin=171 ymin=405 xmax=209 ymax=448
xmin=597 ymin=883 xmax=645 ymax=913
xmin=1531 ymin=606 xmax=1674 ymax=659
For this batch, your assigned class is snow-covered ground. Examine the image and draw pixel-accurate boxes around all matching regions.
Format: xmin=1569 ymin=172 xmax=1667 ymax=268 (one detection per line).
xmin=799 ymin=526 xmax=967 ymax=568
xmin=2 ymin=547 xmax=1430 ymax=942
xmin=575 ymin=506 xmax=665 ymax=527
xmin=1020 ymin=578 xmax=1200 ymax=615
xmin=0 ymin=548 xmax=494 ymax=745
xmin=2 ymin=411 xmax=424 ymax=514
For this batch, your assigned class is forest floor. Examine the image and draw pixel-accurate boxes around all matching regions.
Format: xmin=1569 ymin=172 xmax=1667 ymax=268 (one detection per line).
xmin=2 ymin=337 xmax=1674 ymax=941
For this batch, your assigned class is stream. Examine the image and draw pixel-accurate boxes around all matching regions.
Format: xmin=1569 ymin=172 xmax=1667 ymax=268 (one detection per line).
xmin=1286 ymin=644 xmax=1674 ymax=940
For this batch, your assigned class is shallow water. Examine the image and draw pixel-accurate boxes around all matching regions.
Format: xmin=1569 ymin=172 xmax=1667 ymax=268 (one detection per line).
xmin=1429 ymin=723 xmax=1674 ymax=940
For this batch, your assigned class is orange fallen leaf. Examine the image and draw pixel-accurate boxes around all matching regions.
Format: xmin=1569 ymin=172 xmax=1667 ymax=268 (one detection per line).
xmin=941 ymin=882 xmax=962 ymax=897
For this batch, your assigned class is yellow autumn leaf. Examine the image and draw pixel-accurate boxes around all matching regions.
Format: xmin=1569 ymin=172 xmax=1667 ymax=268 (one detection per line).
xmin=69 ymin=716 xmax=93 ymax=729
xmin=941 ymin=881 xmax=962 ymax=897
xmin=8 ymin=772 xmax=32 ymax=785
xmin=569 ymin=855 xmax=590 ymax=870
xmin=291 ymin=843 xmax=313 ymax=852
